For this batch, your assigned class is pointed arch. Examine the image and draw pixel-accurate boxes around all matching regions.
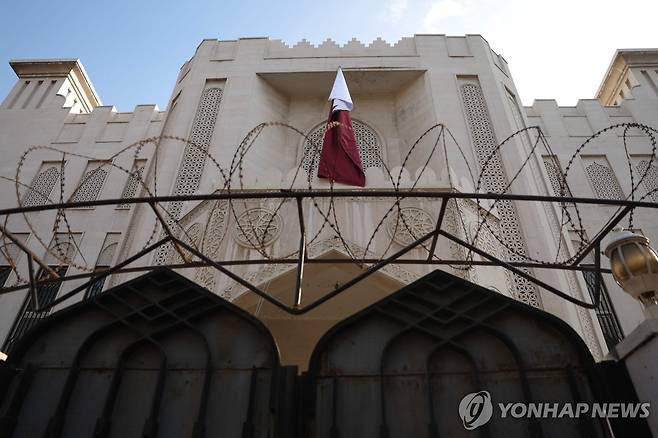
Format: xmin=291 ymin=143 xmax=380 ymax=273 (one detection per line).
xmin=300 ymin=119 xmax=385 ymax=175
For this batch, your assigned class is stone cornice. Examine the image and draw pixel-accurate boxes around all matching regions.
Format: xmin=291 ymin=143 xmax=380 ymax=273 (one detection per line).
xmin=596 ymin=49 xmax=658 ymax=106
xmin=9 ymin=58 xmax=102 ymax=109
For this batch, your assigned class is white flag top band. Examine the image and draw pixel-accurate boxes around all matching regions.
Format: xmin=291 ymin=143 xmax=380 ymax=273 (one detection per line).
xmin=328 ymin=67 xmax=353 ymax=112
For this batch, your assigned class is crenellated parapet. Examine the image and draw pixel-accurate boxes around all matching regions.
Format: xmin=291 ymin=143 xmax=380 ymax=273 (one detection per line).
xmin=52 ymin=104 xmax=164 ymax=145
xmin=199 ymin=34 xmax=511 ymax=64
xmin=265 ymin=36 xmax=418 ymax=58
xmin=525 ymin=95 xmax=653 ymax=139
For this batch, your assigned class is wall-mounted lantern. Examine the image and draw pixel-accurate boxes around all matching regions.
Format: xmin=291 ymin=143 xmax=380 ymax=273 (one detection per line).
xmin=604 ymin=229 xmax=658 ymax=319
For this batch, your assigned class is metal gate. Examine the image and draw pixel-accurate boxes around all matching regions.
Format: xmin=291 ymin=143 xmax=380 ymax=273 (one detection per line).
xmin=0 ymin=268 xmax=280 ymax=438
xmin=304 ymin=270 xmax=611 ymax=438
xmin=0 ymin=268 xmax=648 ymax=437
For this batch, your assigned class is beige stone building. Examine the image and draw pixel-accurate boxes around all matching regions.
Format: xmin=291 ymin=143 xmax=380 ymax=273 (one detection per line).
xmin=0 ymin=36 xmax=657 ymax=369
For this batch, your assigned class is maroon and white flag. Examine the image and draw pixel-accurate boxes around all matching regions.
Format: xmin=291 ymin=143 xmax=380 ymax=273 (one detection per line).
xmin=317 ymin=67 xmax=366 ymax=187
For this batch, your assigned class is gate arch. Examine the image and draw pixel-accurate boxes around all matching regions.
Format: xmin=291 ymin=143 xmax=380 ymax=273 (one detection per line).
xmin=306 ymin=269 xmax=609 ymax=438
xmin=0 ymin=268 xmax=280 ymax=438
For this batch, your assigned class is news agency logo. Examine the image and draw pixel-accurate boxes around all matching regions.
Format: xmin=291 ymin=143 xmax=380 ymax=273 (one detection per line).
xmin=459 ymin=391 xmax=493 ymax=430
xmin=458 ymin=391 xmax=651 ymax=430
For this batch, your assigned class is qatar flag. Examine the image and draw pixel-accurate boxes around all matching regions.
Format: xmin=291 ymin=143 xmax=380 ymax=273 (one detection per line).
xmin=317 ymin=67 xmax=366 ymax=187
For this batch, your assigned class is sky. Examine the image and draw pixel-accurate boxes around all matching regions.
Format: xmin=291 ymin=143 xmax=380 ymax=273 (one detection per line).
xmin=0 ymin=0 xmax=656 ymax=111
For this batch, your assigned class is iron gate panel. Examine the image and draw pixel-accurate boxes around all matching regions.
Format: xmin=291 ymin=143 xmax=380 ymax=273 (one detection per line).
xmin=0 ymin=268 xmax=280 ymax=438
xmin=0 ymin=268 xmax=641 ymax=438
xmin=306 ymin=270 xmax=610 ymax=438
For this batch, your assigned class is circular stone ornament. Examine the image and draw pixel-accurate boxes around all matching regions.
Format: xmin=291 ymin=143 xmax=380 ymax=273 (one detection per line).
xmin=386 ymin=207 xmax=435 ymax=246
xmin=232 ymin=208 xmax=282 ymax=249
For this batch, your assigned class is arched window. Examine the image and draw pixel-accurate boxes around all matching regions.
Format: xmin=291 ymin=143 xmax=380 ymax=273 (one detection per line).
xmin=301 ymin=119 xmax=384 ymax=175
xmin=86 ymin=233 xmax=121 ymax=298
xmin=3 ymin=236 xmax=77 ymax=352
xmin=583 ymin=159 xmax=625 ymax=200
xmin=636 ymin=159 xmax=658 ymax=202
xmin=71 ymin=162 xmax=109 ymax=204
xmin=23 ymin=166 xmax=60 ymax=207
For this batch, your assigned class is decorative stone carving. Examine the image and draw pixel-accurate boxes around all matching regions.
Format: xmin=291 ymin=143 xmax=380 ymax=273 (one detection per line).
xmin=460 ymin=82 xmax=541 ymax=308
xmin=459 ymin=199 xmax=503 ymax=283
xmin=636 ymin=159 xmax=658 ymax=202
xmin=584 ymin=161 xmax=625 ymax=200
xmin=222 ymin=235 xmax=420 ymax=299
xmin=232 ymin=208 xmax=282 ymax=249
xmin=23 ymin=166 xmax=60 ymax=207
xmin=542 ymin=155 xmax=572 ymax=196
xmin=386 ymin=207 xmax=434 ymax=246
xmin=195 ymin=200 xmax=230 ymax=290
xmin=154 ymin=87 xmax=223 ymax=265
xmin=71 ymin=163 xmax=109 ymax=204
xmin=117 ymin=160 xmax=145 ymax=209
xmin=169 ymin=222 xmax=203 ymax=264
